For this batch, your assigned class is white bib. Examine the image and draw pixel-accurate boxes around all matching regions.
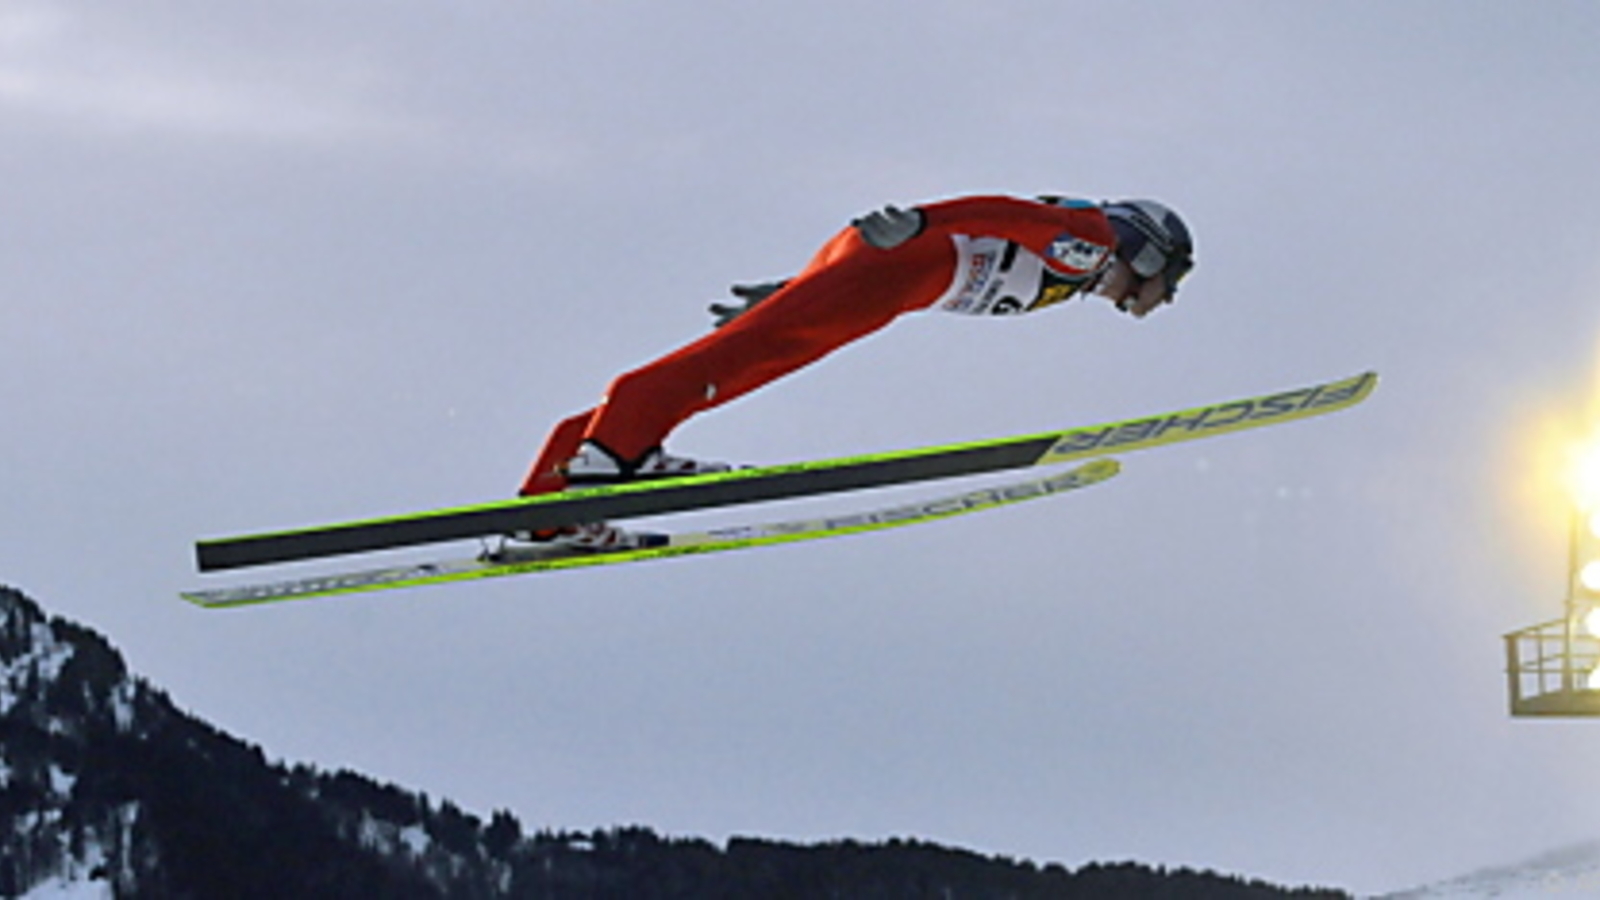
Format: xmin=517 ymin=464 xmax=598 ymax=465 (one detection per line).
xmin=931 ymin=236 xmax=1082 ymax=316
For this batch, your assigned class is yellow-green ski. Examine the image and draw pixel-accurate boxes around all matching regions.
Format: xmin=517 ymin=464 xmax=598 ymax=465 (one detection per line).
xmin=194 ymin=371 xmax=1378 ymax=573
xmin=183 ymin=460 xmax=1121 ymax=608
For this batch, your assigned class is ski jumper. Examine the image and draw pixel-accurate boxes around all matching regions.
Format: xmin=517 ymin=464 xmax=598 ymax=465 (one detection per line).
xmin=519 ymin=195 xmax=1117 ymax=497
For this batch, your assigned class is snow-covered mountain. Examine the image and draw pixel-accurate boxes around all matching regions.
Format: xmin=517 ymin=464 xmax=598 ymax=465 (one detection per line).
xmin=1 ymin=586 xmax=152 ymax=896
xmin=2 ymin=584 xmax=1353 ymax=898
xmin=1 ymin=583 xmax=565 ymax=897
xmin=1373 ymin=842 xmax=1600 ymax=899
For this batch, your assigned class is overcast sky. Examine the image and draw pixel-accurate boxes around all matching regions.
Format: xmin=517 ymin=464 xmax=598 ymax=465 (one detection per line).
xmin=5 ymin=1 xmax=1600 ymax=894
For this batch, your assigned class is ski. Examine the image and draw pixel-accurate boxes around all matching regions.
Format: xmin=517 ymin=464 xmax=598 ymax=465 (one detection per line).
xmin=183 ymin=459 xmax=1120 ymax=608
xmin=195 ymin=370 xmax=1377 ymax=573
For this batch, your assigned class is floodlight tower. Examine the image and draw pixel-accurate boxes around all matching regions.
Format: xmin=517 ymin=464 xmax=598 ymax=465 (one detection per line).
xmin=1505 ymin=499 xmax=1600 ymax=716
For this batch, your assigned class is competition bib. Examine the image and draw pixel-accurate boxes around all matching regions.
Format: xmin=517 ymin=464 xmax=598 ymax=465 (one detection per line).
xmin=932 ymin=236 xmax=1087 ymax=316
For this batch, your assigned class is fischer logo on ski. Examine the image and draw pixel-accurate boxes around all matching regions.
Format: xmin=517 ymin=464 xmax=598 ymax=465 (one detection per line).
xmin=1042 ymin=371 xmax=1375 ymax=460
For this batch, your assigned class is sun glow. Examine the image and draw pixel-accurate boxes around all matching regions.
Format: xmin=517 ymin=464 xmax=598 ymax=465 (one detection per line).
xmin=1515 ymin=362 xmax=1600 ymax=565
xmin=1568 ymin=433 xmax=1600 ymax=513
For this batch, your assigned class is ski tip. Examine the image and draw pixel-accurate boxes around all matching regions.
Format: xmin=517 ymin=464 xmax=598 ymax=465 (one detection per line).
xmin=178 ymin=590 xmax=244 ymax=610
xmin=1080 ymin=458 xmax=1121 ymax=480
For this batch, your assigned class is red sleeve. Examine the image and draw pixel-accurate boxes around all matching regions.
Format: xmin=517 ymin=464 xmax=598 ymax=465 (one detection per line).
xmin=918 ymin=195 xmax=1115 ymax=278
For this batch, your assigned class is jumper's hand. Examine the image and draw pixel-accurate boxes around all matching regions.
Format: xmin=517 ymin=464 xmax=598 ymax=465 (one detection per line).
xmin=709 ymin=279 xmax=789 ymax=328
xmin=851 ymin=204 xmax=926 ymax=249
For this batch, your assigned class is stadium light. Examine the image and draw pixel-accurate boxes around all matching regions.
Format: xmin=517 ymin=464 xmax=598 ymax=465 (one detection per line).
xmin=1504 ymin=427 xmax=1600 ymax=716
xmin=1569 ymin=505 xmax=1600 ymax=687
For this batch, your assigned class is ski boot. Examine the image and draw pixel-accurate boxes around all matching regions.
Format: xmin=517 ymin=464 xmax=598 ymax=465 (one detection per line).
xmin=499 ymin=522 xmax=667 ymax=559
xmin=562 ymin=440 xmax=734 ymax=485
xmin=500 ymin=441 xmax=727 ymax=556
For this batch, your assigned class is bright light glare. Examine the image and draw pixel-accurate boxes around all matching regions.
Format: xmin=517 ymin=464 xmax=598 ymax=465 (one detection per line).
xmin=1582 ymin=562 xmax=1600 ymax=595
xmin=1585 ymin=607 xmax=1600 ymax=639
xmin=1589 ymin=665 xmax=1600 ymax=690
xmin=1570 ymin=431 xmax=1600 ymax=512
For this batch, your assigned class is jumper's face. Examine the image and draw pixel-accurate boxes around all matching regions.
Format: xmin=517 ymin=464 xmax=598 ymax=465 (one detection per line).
xmin=1092 ymin=257 xmax=1172 ymax=319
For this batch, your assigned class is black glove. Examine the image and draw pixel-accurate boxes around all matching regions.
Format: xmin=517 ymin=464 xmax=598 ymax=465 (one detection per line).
xmin=709 ymin=280 xmax=789 ymax=328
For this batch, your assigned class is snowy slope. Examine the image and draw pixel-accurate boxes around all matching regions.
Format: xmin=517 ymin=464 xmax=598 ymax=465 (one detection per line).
xmin=1374 ymin=842 xmax=1600 ymax=899
xmin=18 ymin=876 xmax=114 ymax=900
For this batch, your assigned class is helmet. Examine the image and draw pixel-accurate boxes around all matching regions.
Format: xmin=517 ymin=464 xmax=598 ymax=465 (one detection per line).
xmin=1102 ymin=200 xmax=1194 ymax=299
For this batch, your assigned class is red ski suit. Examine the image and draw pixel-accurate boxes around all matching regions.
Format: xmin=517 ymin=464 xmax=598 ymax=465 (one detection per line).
xmin=519 ymin=195 xmax=1116 ymax=497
